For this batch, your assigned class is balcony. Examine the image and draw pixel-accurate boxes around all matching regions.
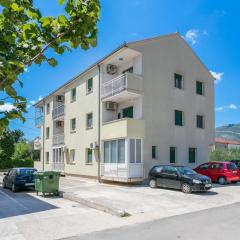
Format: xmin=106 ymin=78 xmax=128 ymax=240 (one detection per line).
xmin=101 ymin=72 xmax=143 ymax=102
xmin=101 ymin=118 xmax=144 ymax=140
xmin=52 ymin=104 xmax=65 ymax=120
xmin=52 ymin=133 xmax=65 ymax=146
xmin=101 ymin=163 xmax=144 ymax=182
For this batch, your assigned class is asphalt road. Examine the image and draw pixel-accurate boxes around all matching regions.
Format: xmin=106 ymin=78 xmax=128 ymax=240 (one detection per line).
xmin=0 ymin=186 xmax=58 ymax=219
xmin=66 ymin=202 xmax=240 ymax=240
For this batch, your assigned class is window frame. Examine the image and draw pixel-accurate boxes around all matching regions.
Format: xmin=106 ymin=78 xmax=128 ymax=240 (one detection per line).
xmin=174 ymin=73 xmax=184 ymax=90
xmin=196 ymin=81 xmax=204 ymax=96
xmin=196 ymin=115 xmax=204 ymax=129
xmin=70 ymin=149 xmax=76 ymax=164
xmin=86 ymin=148 xmax=93 ymax=164
xmin=46 ymin=127 xmax=50 ymax=139
xmin=70 ymin=118 xmax=76 ymax=132
xmin=170 ymin=147 xmax=176 ymax=164
xmin=189 ymin=148 xmax=197 ymax=163
xmin=46 ymin=152 xmax=50 ymax=164
xmin=175 ymin=110 xmax=184 ymax=126
xmin=86 ymin=112 xmax=93 ymax=129
xmin=46 ymin=103 xmax=50 ymax=115
xmin=71 ymin=87 xmax=76 ymax=102
xmin=152 ymin=146 xmax=157 ymax=159
xmin=86 ymin=78 xmax=93 ymax=94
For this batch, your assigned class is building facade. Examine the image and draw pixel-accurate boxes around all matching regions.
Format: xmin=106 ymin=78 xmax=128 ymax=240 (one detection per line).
xmin=34 ymin=33 xmax=215 ymax=182
xmin=213 ymin=138 xmax=240 ymax=150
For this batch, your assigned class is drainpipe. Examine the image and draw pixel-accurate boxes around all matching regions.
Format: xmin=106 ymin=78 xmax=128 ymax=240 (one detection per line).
xmin=97 ymin=64 xmax=101 ymax=183
xmin=42 ymin=100 xmax=45 ymax=171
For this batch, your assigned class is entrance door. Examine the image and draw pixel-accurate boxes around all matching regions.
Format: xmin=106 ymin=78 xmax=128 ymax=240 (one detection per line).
xmin=122 ymin=106 xmax=133 ymax=118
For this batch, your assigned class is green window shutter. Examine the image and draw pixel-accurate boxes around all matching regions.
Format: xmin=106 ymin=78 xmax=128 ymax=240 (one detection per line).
xmin=71 ymin=88 xmax=76 ymax=101
xmin=196 ymin=81 xmax=203 ymax=95
xmin=170 ymin=147 xmax=176 ymax=163
xmin=152 ymin=146 xmax=157 ymax=159
xmin=87 ymin=149 xmax=92 ymax=163
xmin=71 ymin=118 xmax=76 ymax=130
xmin=87 ymin=78 xmax=93 ymax=93
xmin=122 ymin=106 xmax=133 ymax=118
xmin=189 ymin=148 xmax=196 ymax=163
xmin=175 ymin=110 xmax=183 ymax=126
xmin=196 ymin=115 xmax=204 ymax=128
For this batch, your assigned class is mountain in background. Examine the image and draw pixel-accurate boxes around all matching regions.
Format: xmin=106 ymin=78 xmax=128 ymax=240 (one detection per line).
xmin=215 ymin=124 xmax=240 ymax=141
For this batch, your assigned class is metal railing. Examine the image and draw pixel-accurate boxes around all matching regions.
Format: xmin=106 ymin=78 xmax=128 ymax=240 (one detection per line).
xmin=52 ymin=104 xmax=65 ymax=119
xmin=52 ymin=133 xmax=65 ymax=145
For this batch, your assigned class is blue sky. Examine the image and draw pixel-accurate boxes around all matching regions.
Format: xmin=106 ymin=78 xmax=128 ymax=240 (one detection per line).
xmin=4 ymin=0 xmax=240 ymax=139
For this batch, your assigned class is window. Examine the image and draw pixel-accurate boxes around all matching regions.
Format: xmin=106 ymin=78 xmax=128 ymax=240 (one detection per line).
xmin=152 ymin=146 xmax=157 ymax=159
xmin=86 ymin=148 xmax=93 ymax=164
xmin=86 ymin=113 xmax=93 ymax=129
xmin=122 ymin=106 xmax=133 ymax=118
xmin=189 ymin=148 xmax=196 ymax=163
xmin=70 ymin=149 xmax=75 ymax=164
xmin=46 ymin=152 xmax=49 ymax=164
xmin=70 ymin=118 xmax=76 ymax=132
xmin=46 ymin=127 xmax=50 ymax=139
xmin=104 ymin=139 xmax=127 ymax=164
xmin=175 ymin=110 xmax=184 ymax=126
xmin=71 ymin=88 xmax=76 ymax=102
xmin=199 ymin=163 xmax=210 ymax=170
xmin=87 ymin=78 xmax=93 ymax=93
xmin=196 ymin=115 xmax=204 ymax=129
xmin=170 ymin=147 xmax=176 ymax=164
xmin=174 ymin=73 xmax=183 ymax=89
xmin=211 ymin=163 xmax=223 ymax=169
xmin=196 ymin=81 xmax=204 ymax=95
xmin=122 ymin=66 xmax=133 ymax=74
xmin=130 ymin=139 xmax=142 ymax=163
xmin=46 ymin=103 xmax=50 ymax=115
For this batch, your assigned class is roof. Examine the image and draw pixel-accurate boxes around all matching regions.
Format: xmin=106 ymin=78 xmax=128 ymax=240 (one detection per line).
xmin=34 ymin=32 xmax=214 ymax=107
xmin=215 ymin=138 xmax=240 ymax=145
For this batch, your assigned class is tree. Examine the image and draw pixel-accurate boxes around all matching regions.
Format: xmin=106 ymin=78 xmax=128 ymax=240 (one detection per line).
xmin=0 ymin=0 xmax=100 ymax=132
xmin=210 ymin=149 xmax=240 ymax=162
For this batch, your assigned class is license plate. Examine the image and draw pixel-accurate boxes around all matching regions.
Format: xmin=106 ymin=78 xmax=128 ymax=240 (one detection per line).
xmin=25 ymin=183 xmax=34 ymax=186
xmin=205 ymin=184 xmax=212 ymax=188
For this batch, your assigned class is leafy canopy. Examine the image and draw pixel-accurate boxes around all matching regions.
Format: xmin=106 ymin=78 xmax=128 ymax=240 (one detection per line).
xmin=0 ymin=0 xmax=100 ymax=132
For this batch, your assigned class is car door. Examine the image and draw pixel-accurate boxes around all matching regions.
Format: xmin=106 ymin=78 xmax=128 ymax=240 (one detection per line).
xmin=160 ymin=166 xmax=181 ymax=189
xmin=209 ymin=163 xmax=223 ymax=182
xmin=196 ymin=163 xmax=210 ymax=177
xmin=153 ymin=166 xmax=165 ymax=187
xmin=5 ymin=169 xmax=14 ymax=188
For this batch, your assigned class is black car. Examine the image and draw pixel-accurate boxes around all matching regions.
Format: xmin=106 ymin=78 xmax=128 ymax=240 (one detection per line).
xmin=230 ymin=160 xmax=240 ymax=170
xmin=148 ymin=165 xmax=212 ymax=193
xmin=3 ymin=168 xmax=37 ymax=192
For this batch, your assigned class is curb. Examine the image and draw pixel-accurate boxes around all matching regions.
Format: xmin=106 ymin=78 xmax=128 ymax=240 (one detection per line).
xmin=60 ymin=191 xmax=130 ymax=217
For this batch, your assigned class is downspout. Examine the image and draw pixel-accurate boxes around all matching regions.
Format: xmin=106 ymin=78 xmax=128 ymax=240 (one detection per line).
xmin=97 ymin=64 xmax=101 ymax=183
xmin=42 ymin=100 xmax=45 ymax=171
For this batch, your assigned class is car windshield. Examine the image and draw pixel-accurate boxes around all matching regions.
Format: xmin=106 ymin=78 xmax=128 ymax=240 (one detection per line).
xmin=177 ymin=167 xmax=197 ymax=175
xmin=18 ymin=169 xmax=37 ymax=175
xmin=227 ymin=163 xmax=238 ymax=171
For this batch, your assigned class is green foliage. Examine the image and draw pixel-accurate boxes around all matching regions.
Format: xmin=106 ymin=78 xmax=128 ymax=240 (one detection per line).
xmin=0 ymin=0 xmax=100 ymax=132
xmin=0 ymin=129 xmax=37 ymax=169
xmin=210 ymin=149 xmax=240 ymax=162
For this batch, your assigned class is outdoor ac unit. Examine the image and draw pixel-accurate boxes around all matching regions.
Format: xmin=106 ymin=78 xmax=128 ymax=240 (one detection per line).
xmin=106 ymin=64 xmax=118 ymax=75
xmin=105 ymin=101 xmax=118 ymax=111
xmin=56 ymin=121 xmax=64 ymax=127
xmin=56 ymin=95 xmax=64 ymax=102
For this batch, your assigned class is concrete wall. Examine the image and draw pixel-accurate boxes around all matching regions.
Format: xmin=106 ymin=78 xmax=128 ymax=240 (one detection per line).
xmin=129 ymin=34 xmax=215 ymax=176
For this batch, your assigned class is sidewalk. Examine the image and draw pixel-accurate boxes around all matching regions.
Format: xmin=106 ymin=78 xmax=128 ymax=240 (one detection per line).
xmin=60 ymin=175 xmax=240 ymax=221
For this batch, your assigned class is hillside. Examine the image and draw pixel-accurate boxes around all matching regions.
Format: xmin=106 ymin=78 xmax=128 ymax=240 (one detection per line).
xmin=215 ymin=124 xmax=240 ymax=141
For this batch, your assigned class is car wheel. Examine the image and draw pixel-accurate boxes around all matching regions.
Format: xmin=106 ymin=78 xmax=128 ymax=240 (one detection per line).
xmin=218 ymin=177 xmax=226 ymax=185
xmin=149 ymin=179 xmax=157 ymax=188
xmin=181 ymin=183 xmax=192 ymax=194
xmin=11 ymin=183 xmax=17 ymax=192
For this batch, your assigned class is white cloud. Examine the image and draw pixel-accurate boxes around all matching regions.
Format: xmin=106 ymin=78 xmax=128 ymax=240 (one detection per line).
xmin=210 ymin=70 xmax=224 ymax=84
xmin=184 ymin=29 xmax=199 ymax=45
xmin=38 ymin=96 xmax=43 ymax=101
xmin=216 ymin=104 xmax=237 ymax=112
xmin=0 ymin=103 xmax=16 ymax=112
xmin=29 ymin=100 xmax=36 ymax=105
xmin=27 ymin=104 xmax=31 ymax=109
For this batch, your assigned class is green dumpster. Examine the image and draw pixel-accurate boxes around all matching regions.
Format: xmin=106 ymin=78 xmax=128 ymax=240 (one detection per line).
xmin=35 ymin=171 xmax=60 ymax=197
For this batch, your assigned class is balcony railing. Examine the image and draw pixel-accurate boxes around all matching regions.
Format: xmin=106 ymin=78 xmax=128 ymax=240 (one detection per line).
xmin=35 ymin=115 xmax=43 ymax=127
xmin=52 ymin=133 xmax=65 ymax=145
xmin=101 ymin=72 xmax=143 ymax=100
xmin=52 ymin=104 xmax=65 ymax=119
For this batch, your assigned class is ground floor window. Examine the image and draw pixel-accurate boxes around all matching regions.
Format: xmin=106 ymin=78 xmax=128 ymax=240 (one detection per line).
xmin=170 ymin=147 xmax=176 ymax=164
xmin=152 ymin=146 xmax=157 ymax=159
xmin=104 ymin=139 xmax=125 ymax=163
xmin=189 ymin=148 xmax=197 ymax=163
xmin=70 ymin=149 xmax=75 ymax=164
xmin=130 ymin=139 xmax=142 ymax=163
xmin=86 ymin=148 xmax=93 ymax=164
xmin=46 ymin=152 xmax=49 ymax=164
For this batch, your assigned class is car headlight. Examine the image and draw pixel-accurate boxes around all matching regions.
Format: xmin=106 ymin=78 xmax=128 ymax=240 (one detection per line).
xmin=193 ymin=179 xmax=202 ymax=184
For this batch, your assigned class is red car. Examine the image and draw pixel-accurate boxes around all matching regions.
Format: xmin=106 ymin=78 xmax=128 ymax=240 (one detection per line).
xmin=194 ymin=162 xmax=240 ymax=185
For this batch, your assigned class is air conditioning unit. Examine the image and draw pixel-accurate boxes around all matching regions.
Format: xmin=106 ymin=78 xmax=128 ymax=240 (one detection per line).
xmin=106 ymin=64 xmax=118 ymax=75
xmin=56 ymin=121 xmax=64 ymax=127
xmin=56 ymin=95 xmax=64 ymax=102
xmin=105 ymin=101 xmax=118 ymax=111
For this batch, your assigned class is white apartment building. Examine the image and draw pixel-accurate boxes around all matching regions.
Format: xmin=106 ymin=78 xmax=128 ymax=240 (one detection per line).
xmin=34 ymin=33 xmax=215 ymax=182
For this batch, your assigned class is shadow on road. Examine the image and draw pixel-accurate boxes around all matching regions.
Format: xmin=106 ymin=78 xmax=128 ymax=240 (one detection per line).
xmin=0 ymin=187 xmax=58 ymax=219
